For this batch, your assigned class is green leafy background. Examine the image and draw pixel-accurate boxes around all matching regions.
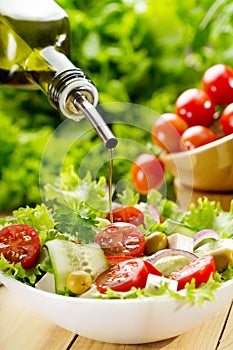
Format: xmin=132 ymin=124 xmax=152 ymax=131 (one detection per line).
xmin=0 ymin=0 xmax=232 ymax=211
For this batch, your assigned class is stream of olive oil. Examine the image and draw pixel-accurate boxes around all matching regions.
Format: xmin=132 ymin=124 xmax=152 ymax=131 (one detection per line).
xmin=108 ymin=148 xmax=114 ymax=223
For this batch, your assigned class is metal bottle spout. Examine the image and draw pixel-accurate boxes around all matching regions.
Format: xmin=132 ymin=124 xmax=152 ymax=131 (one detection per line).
xmin=72 ymin=92 xmax=118 ymax=149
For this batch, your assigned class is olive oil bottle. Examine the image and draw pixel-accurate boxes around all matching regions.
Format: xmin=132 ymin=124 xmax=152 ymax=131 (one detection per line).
xmin=0 ymin=0 xmax=117 ymax=148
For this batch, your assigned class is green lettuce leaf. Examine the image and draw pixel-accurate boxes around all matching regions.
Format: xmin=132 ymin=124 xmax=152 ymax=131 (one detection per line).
xmin=181 ymin=278 xmax=221 ymax=308
xmin=183 ymin=198 xmax=233 ymax=237
xmin=116 ymin=186 xmax=140 ymax=207
xmin=12 ymin=204 xmax=55 ymax=231
xmin=53 ymin=202 xmax=98 ymax=243
xmin=0 ymin=254 xmax=45 ymax=285
xmin=94 ymin=276 xmax=221 ymax=307
xmin=44 ymin=166 xmax=109 ymax=216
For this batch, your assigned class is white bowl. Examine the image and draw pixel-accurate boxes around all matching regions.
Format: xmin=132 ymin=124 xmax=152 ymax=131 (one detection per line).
xmin=1 ymin=273 xmax=233 ymax=344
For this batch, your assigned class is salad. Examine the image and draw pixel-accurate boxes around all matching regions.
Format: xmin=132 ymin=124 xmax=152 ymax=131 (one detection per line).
xmin=0 ymin=166 xmax=233 ymax=306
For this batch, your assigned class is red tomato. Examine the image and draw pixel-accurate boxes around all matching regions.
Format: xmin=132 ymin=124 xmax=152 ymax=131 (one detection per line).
xmin=220 ymin=103 xmax=233 ymax=135
xmin=175 ymin=88 xmax=215 ymax=127
xmin=152 ymin=113 xmax=188 ymax=152
xmin=168 ymin=255 xmax=216 ymax=290
xmin=95 ymin=258 xmax=161 ymax=293
xmin=143 ymin=260 xmax=162 ymax=276
xmin=95 ymin=222 xmax=146 ymax=257
xmin=106 ymin=255 xmax=134 ymax=266
xmin=131 ymin=153 xmax=165 ymax=195
xmin=106 ymin=206 xmax=144 ymax=226
xmin=0 ymin=224 xmax=41 ymax=269
xmin=180 ymin=125 xmax=217 ymax=150
xmin=202 ymin=64 xmax=233 ymax=105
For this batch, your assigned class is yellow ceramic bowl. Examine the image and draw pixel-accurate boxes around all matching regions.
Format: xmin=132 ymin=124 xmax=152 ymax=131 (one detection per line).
xmin=160 ymin=133 xmax=233 ymax=211
xmin=161 ymin=133 xmax=233 ymax=193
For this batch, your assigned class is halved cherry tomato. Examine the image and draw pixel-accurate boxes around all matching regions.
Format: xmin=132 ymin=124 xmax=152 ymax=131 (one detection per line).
xmin=95 ymin=258 xmax=162 ymax=293
xmin=168 ymin=255 xmax=216 ymax=290
xmin=144 ymin=260 xmax=162 ymax=276
xmin=106 ymin=255 xmax=135 ymax=266
xmin=175 ymin=88 xmax=215 ymax=127
xmin=0 ymin=224 xmax=41 ymax=269
xmin=152 ymin=113 xmax=188 ymax=152
xmin=220 ymin=103 xmax=233 ymax=135
xmin=131 ymin=153 xmax=165 ymax=195
xmin=180 ymin=125 xmax=217 ymax=150
xmin=202 ymin=64 xmax=233 ymax=105
xmin=106 ymin=206 xmax=144 ymax=226
xmin=95 ymin=222 xmax=146 ymax=257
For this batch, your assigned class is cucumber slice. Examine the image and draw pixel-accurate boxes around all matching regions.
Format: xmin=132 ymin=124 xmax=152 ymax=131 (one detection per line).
xmin=153 ymin=255 xmax=192 ymax=276
xmin=46 ymin=239 xmax=109 ymax=295
xmin=166 ymin=219 xmax=196 ymax=237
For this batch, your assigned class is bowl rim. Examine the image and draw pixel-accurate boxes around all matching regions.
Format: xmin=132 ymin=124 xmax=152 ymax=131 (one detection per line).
xmin=161 ymin=133 xmax=233 ymax=160
xmin=1 ymin=271 xmax=233 ymax=305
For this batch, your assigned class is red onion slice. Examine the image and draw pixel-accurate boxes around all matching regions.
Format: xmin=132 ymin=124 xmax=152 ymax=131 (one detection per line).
xmin=193 ymin=229 xmax=219 ymax=250
xmin=146 ymin=248 xmax=197 ymax=265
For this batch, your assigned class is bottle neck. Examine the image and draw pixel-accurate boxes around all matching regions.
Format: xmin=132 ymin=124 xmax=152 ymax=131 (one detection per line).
xmin=38 ymin=47 xmax=117 ymax=149
xmin=26 ymin=46 xmax=98 ymax=120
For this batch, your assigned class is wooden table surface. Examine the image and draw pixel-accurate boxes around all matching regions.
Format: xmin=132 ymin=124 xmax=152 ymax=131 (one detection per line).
xmin=0 ymin=284 xmax=233 ymax=350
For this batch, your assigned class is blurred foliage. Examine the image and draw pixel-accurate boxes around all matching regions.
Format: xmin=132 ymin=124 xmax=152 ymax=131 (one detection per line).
xmin=0 ymin=0 xmax=232 ymax=211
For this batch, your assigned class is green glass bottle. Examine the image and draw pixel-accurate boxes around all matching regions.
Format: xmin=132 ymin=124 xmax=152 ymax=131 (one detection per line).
xmin=0 ymin=0 xmax=117 ymax=148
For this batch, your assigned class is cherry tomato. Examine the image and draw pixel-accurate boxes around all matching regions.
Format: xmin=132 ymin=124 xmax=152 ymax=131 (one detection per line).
xmin=152 ymin=113 xmax=188 ymax=152
xmin=220 ymin=103 xmax=233 ymax=135
xmin=175 ymin=88 xmax=215 ymax=127
xmin=144 ymin=260 xmax=162 ymax=276
xmin=168 ymin=255 xmax=216 ymax=290
xmin=95 ymin=222 xmax=146 ymax=257
xmin=106 ymin=206 xmax=144 ymax=226
xmin=131 ymin=153 xmax=165 ymax=195
xmin=106 ymin=255 xmax=135 ymax=266
xmin=0 ymin=224 xmax=41 ymax=269
xmin=202 ymin=64 xmax=233 ymax=105
xmin=95 ymin=258 xmax=161 ymax=293
xmin=180 ymin=125 xmax=217 ymax=150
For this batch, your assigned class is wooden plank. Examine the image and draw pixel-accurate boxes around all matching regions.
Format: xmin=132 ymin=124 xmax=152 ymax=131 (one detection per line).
xmin=217 ymin=301 xmax=233 ymax=350
xmin=72 ymin=302 xmax=232 ymax=350
xmin=0 ymin=287 xmax=75 ymax=350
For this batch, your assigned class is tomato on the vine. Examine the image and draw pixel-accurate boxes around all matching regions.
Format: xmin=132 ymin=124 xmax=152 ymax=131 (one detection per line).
xmin=95 ymin=258 xmax=162 ymax=293
xmin=175 ymin=88 xmax=215 ymax=127
xmin=180 ymin=125 xmax=217 ymax=150
xmin=202 ymin=64 xmax=233 ymax=105
xmin=151 ymin=113 xmax=188 ymax=152
xmin=220 ymin=103 xmax=233 ymax=135
xmin=106 ymin=206 xmax=144 ymax=226
xmin=168 ymin=255 xmax=216 ymax=290
xmin=95 ymin=222 xmax=146 ymax=257
xmin=0 ymin=224 xmax=41 ymax=269
xmin=131 ymin=153 xmax=165 ymax=194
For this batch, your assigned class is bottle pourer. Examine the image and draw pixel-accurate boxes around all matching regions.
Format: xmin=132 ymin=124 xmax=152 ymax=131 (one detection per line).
xmin=48 ymin=68 xmax=118 ymax=150
xmin=72 ymin=92 xmax=118 ymax=149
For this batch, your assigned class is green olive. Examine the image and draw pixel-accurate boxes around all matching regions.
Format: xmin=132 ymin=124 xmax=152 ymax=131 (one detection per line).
xmin=210 ymin=248 xmax=233 ymax=272
xmin=145 ymin=232 xmax=168 ymax=255
xmin=66 ymin=270 xmax=92 ymax=295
